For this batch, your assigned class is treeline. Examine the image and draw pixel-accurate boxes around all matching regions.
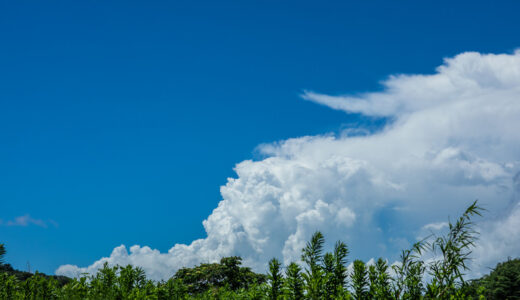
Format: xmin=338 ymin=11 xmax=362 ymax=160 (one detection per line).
xmin=1 ymin=201 xmax=519 ymax=299
xmin=0 ymin=263 xmax=70 ymax=287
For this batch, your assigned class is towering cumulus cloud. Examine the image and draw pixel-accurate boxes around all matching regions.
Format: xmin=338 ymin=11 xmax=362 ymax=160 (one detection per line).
xmin=57 ymin=51 xmax=520 ymax=280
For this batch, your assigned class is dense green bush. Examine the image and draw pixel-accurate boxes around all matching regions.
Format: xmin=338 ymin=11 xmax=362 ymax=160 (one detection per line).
xmin=463 ymin=258 xmax=520 ymax=300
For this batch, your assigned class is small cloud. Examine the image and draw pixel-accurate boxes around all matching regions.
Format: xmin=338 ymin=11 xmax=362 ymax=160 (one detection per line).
xmin=422 ymin=222 xmax=449 ymax=231
xmin=416 ymin=222 xmax=449 ymax=241
xmin=48 ymin=220 xmax=59 ymax=228
xmin=3 ymin=215 xmax=57 ymax=228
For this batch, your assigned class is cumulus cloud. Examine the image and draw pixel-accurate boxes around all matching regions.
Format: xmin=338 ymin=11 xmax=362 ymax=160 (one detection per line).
xmin=57 ymin=51 xmax=520 ymax=280
xmin=471 ymin=173 xmax=520 ymax=277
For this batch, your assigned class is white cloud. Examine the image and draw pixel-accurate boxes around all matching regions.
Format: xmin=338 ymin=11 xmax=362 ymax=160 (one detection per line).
xmin=57 ymin=51 xmax=520 ymax=280
xmin=303 ymin=51 xmax=520 ymax=118
xmin=471 ymin=174 xmax=520 ymax=277
xmin=421 ymin=222 xmax=448 ymax=232
xmin=2 ymin=215 xmax=53 ymax=228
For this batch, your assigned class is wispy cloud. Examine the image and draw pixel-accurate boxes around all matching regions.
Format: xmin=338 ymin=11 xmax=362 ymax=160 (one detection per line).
xmin=2 ymin=215 xmax=57 ymax=228
xmin=422 ymin=222 xmax=449 ymax=231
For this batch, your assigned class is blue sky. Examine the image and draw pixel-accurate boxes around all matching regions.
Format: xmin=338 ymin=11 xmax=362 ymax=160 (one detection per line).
xmin=1 ymin=0 xmax=520 ymax=276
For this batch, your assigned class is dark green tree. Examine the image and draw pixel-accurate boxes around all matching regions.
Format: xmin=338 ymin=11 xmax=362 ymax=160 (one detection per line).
xmin=284 ymin=262 xmax=304 ymax=300
xmin=333 ymin=241 xmax=349 ymax=292
xmin=117 ymin=264 xmax=147 ymax=297
xmin=351 ymin=260 xmax=369 ymax=300
xmin=483 ymin=258 xmax=520 ymax=299
xmin=323 ymin=252 xmax=336 ymax=299
xmin=301 ymin=231 xmax=325 ymax=300
xmin=267 ymin=258 xmax=282 ymax=300
xmin=368 ymin=264 xmax=378 ymax=299
xmin=89 ymin=262 xmax=118 ymax=299
xmin=220 ymin=256 xmax=243 ymax=290
xmin=173 ymin=256 xmax=266 ymax=294
xmin=157 ymin=278 xmax=187 ymax=300
xmin=369 ymin=258 xmax=393 ymax=300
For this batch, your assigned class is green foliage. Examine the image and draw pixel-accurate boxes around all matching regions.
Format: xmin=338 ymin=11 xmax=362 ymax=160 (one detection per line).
xmin=323 ymin=252 xmax=336 ymax=299
xmin=426 ymin=200 xmax=483 ymax=299
xmin=402 ymin=259 xmax=425 ymax=300
xmin=220 ymin=256 xmax=243 ymax=291
xmin=58 ymin=277 xmax=88 ymax=300
xmin=368 ymin=258 xmax=392 ymax=300
xmin=0 ymin=244 xmax=5 ymax=265
xmin=156 ymin=278 xmax=187 ymax=300
xmin=0 ymin=272 xmax=22 ymax=299
xmin=0 ymin=262 xmax=71 ymax=287
xmin=333 ymin=241 xmax=349 ymax=293
xmin=2 ymin=200 xmax=517 ymax=299
xmin=267 ymin=258 xmax=282 ymax=300
xmin=351 ymin=260 xmax=368 ymax=300
xmin=284 ymin=262 xmax=304 ymax=300
xmin=392 ymin=241 xmax=426 ymax=300
xmin=173 ymin=256 xmax=266 ymax=295
xmin=485 ymin=258 xmax=520 ymax=299
xmin=301 ymin=231 xmax=325 ymax=300
xmin=464 ymin=258 xmax=520 ymax=299
xmin=322 ymin=241 xmax=350 ymax=299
